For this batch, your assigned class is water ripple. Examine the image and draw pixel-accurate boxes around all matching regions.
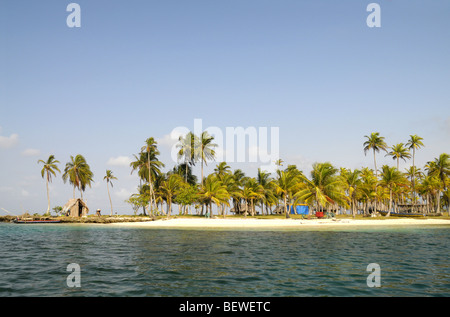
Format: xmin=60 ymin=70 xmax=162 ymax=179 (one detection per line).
xmin=0 ymin=223 xmax=449 ymax=296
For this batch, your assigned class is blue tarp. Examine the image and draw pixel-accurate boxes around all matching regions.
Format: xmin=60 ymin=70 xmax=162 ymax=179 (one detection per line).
xmin=288 ymin=205 xmax=309 ymax=215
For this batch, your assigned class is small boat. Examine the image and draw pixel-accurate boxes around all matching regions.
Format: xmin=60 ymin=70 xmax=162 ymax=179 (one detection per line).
xmin=13 ymin=218 xmax=61 ymax=224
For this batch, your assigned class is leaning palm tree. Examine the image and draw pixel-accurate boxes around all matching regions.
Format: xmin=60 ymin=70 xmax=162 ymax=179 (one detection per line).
xmin=363 ymin=132 xmax=389 ymax=179
xmin=198 ymin=131 xmax=217 ymax=186
xmin=104 ymin=170 xmax=118 ymax=216
xmin=62 ymin=154 xmax=94 ymax=200
xmin=386 ymin=143 xmax=411 ymax=170
xmin=38 ymin=155 xmax=61 ymax=215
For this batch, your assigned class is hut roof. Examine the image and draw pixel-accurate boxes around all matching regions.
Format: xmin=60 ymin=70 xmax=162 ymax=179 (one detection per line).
xmin=62 ymin=198 xmax=89 ymax=213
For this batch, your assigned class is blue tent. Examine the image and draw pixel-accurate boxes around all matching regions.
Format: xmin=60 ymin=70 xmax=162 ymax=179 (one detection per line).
xmin=288 ymin=205 xmax=309 ymax=215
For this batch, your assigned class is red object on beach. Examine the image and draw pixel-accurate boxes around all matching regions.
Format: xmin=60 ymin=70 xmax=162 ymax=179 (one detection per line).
xmin=315 ymin=212 xmax=324 ymax=218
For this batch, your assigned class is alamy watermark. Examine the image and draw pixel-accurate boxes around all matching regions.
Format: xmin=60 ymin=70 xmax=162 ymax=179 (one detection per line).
xmin=66 ymin=3 xmax=81 ymax=28
xmin=367 ymin=3 xmax=381 ymax=28
xmin=366 ymin=263 xmax=381 ymax=288
xmin=168 ymin=119 xmax=280 ymax=173
xmin=66 ymin=263 xmax=81 ymax=288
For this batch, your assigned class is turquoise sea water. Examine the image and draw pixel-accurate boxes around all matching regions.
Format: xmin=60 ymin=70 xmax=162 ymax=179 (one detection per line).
xmin=0 ymin=223 xmax=449 ymax=297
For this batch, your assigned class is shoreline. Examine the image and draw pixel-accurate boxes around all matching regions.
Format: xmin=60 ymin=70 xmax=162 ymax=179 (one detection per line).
xmin=2 ymin=215 xmax=450 ymax=229
xmin=107 ymin=217 xmax=450 ymax=229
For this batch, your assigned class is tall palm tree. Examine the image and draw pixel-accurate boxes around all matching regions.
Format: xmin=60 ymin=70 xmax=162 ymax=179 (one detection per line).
xmin=104 ymin=170 xmax=117 ymax=216
xmin=379 ymin=165 xmax=408 ymax=216
xmin=62 ymin=154 xmax=94 ymax=200
xmin=198 ymin=131 xmax=217 ymax=186
xmin=172 ymin=163 xmax=197 ymax=186
xmin=38 ymin=155 xmax=60 ymax=215
xmin=363 ymin=132 xmax=388 ymax=179
xmin=177 ymin=132 xmax=198 ymax=182
xmin=406 ymin=135 xmax=424 ymax=208
xmin=140 ymin=137 xmax=164 ymax=215
xmin=386 ymin=143 xmax=411 ymax=170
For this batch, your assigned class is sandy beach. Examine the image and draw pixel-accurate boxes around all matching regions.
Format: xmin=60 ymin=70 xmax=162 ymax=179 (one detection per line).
xmin=108 ymin=217 xmax=450 ymax=229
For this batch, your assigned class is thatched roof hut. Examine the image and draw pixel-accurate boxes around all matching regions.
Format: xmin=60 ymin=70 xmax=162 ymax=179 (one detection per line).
xmin=62 ymin=199 xmax=89 ymax=217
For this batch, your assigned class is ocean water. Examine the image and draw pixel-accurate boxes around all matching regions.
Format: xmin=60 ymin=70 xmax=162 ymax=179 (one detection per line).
xmin=0 ymin=223 xmax=449 ymax=297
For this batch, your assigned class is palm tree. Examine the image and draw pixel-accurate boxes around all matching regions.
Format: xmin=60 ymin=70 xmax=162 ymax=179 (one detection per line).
xmin=418 ymin=175 xmax=442 ymax=213
xmin=295 ymin=162 xmax=348 ymax=216
xmin=257 ymin=168 xmax=276 ymax=215
xmin=379 ymin=165 xmax=408 ymax=216
xmin=62 ymin=154 xmax=94 ymax=200
xmin=340 ymin=168 xmax=362 ymax=217
xmin=274 ymin=167 xmax=301 ymax=218
xmin=386 ymin=143 xmax=411 ymax=170
xmin=220 ymin=172 xmax=241 ymax=217
xmin=214 ymin=162 xmax=231 ymax=179
xmin=38 ymin=155 xmax=61 ymax=215
xmin=197 ymin=174 xmax=230 ymax=218
xmin=159 ymin=173 xmax=183 ymax=217
xmin=363 ymin=132 xmax=389 ymax=179
xmin=172 ymin=163 xmax=197 ymax=186
xmin=275 ymin=159 xmax=284 ymax=170
xmin=104 ymin=170 xmax=117 ymax=216
xmin=177 ymin=132 xmax=198 ymax=182
xmin=406 ymin=135 xmax=424 ymax=209
xmin=198 ymin=131 xmax=217 ymax=186
xmin=242 ymin=178 xmax=264 ymax=217
xmin=425 ymin=153 xmax=450 ymax=214
xmin=140 ymin=138 xmax=164 ymax=216
xmin=230 ymin=169 xmax=246 ymax=214
xmin=359 ymin=167 xmax=377 ymax=216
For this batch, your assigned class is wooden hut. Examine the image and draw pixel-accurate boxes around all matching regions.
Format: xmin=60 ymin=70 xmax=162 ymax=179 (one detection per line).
xmin=62 ymin=198 xmax=89 ymax=217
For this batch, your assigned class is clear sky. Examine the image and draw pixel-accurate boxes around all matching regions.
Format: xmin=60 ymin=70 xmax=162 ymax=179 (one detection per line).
xmin=1 ymin=0 xmax=449 ymax=215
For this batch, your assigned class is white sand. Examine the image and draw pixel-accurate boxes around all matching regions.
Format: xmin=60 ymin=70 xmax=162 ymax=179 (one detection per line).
xmin=108 ymin=217 xmax=450 ymax=229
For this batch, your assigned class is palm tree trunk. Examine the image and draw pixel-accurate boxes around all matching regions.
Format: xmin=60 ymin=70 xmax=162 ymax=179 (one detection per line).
xmin=148 ymin=155 xmax=153 ymax=217
xmin=436 ymin=191 xmax=441 ymax=214
xmin=386 ymin=189 xmax=392 ymax=217
xmin=107 ymin=182 xmax=113 ymax=216
xmin=284 ymin=195 xmax=290 ymax=219
xmin=201 ymin=157 xmax=204 ymax=186
xmin=46 ymin=175 xmax=50 ymax=214
xmin=373 ymin=150 xmax=378 ymax=179
xmin=412 ymin=148 xmax=416 ymax=212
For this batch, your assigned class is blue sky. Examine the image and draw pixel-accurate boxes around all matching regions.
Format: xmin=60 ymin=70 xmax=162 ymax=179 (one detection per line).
xmin=1 ymin=1 xmax=449 ymax=215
